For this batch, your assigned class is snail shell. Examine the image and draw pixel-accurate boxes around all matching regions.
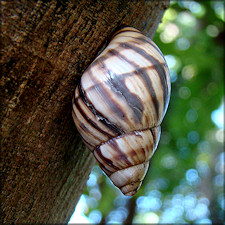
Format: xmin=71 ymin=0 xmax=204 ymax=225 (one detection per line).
xmin=72 ymin=27 xmax=171 ymax=196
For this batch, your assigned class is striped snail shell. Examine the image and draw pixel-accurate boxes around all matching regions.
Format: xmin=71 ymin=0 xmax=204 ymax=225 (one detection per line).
xmin=72 ymin=27 xmax=171 ymax=196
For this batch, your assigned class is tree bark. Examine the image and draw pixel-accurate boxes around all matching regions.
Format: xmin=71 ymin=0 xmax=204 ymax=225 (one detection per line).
xmin=0 ymin=0 xmax=169 ymax=223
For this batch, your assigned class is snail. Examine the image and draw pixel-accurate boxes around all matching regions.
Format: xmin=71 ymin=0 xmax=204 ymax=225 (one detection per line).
xmin=72 ymin=27 xmax=171 ymax=196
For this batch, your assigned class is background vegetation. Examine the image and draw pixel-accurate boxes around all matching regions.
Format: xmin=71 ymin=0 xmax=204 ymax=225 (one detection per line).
xmin=69 ymin=1 xmax=224 ymax=224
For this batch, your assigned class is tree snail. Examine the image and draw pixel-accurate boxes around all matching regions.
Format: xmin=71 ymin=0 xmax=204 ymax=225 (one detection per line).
xmin=72 ymin=27 xmax=171 ymax=196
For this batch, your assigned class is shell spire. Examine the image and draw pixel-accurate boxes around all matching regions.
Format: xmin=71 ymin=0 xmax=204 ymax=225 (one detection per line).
xmin=72 ymin=27 xmax=171 ymax=196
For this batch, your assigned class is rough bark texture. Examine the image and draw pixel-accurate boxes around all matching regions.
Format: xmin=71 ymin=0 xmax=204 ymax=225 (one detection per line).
xmin=0 ymin=0 xmax=169 ymax=223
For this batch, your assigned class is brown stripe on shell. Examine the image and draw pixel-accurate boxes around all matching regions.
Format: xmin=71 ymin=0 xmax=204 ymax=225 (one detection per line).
xmin=107 ymin=138 xmax=133 ymax=167
xmin=133 ymin=130 xmax=147 ymax=160
xmin=109 ymin=161 xmax=149 ymax=188
xmin=150 ymin=128 xmax=156 ymax=150
xmin=94 ymin=146 xmax=120 ymax=171
xmin=72 ymin=109 xmax=98 ymax=150
xmin=72 ymin=95 xmax=114 ymax=139
xmin=83 ymin=63 xmax=166 ymax=93
xmin=109 ymin=47 xmax=160 ymax=120
xmin=81 ymin=137 xmax=95 ymax=150
xmin=151 ymin=126 xmax=161 ymax=151
xmin=119 ymin=34 xmax=166 ymax=59
xmin=72 ymin=106 xmax=103 ymax=148
xmin=87 ymin=68 xmax=128 ymax=123
xmin=98 ymin=163 xmax=113 ymax=176
xmin=120 ymin=42 xmax=169 ymax=113
xmin=120 ymin=179 xmax=143 ymax=190
xmin=78 ymin=81 xmax=125 ymax=135
xmin=111 ymin=27 xmax=142 ymax=39
xmin=96 ymin=128 xmax=154 ymax=171
xmin=120 ymin=181 xmax=142 ymax=196
xmin=136 ymin=36 xmax=166 ymax=58
xmin=99 ymin=57 xmax=144 ymax=124
xmin=94 ymin=127 xmax=153 ymax=148
xmin=106 ymin=28 xmax=167 ymax=68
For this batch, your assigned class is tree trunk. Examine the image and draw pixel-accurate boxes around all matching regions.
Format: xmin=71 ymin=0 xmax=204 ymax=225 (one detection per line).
xmin=0 ymin=0 xmax=169 ymax=223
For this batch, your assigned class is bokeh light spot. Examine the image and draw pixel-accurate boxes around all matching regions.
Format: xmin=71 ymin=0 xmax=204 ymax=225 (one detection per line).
xmin=214 ymin=174 xmax=224 ymax=187
xmin=182 ymin=64 xmax=196 ymax=80
xmin=145 ymin=212 xmax=159 ymax=223
xmin=189 ymin=1 xmax=205 ymax=17
xmin=215 ymin=152 xmax=224 ymax=174
xmin=187 ymin=131 xmax=199 ymax=144
xmin=170 ymin=69 xmax=178 ymax=83
xmin=87 ymin=173 xmax=97 ymax=187
xmin=186 ymin=169 xmax=200 ymax=185
xmin=161 ymin=154 xmax=178 ymax=169
xmin=176 ymin=37 xmax=190 ymax=50
xmin=179 ymin=87 xmax=191 ymax=99
xmin=217 ymin=193 xmax=225 ymax=210
xmin=186 ymin=109 xmax=198 ymax=123
xmin=206 ymin=24 xmax=219 ymax=37
xmin=184 ymin=193 xmax=197 ymax=210
xmin=211 ymin=103 xmax=224 ymax=129
xmin=197 ymin=141 xmax=210 ymax=153
xmin=212 ymin=2 xmax=225 ymax=21
xmin=215 ymin=129 xmax=224 ymax=143
xmin=107 ymin=207 xmax=128 ymax=223
xmin=196 ymin=160 xmax=210 ymax=178
xmin=178 ymin=11 xmax=197 ymax=27
xmin=160 ymin=23 xmax=179 ymax=43
xmin=179 ymin=147 xmax=191 ymax=159
xmin=163 ymin=8 xmax=178 ymax=21
xmin=89 ymin=210 xmax=102 ymax=223
xmin=194 ymin=203 xmax=209 ymax=219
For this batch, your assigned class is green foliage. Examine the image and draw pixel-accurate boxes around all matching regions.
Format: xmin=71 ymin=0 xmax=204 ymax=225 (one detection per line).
xmin=70 ymin=1 xmax=224 ymax=224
